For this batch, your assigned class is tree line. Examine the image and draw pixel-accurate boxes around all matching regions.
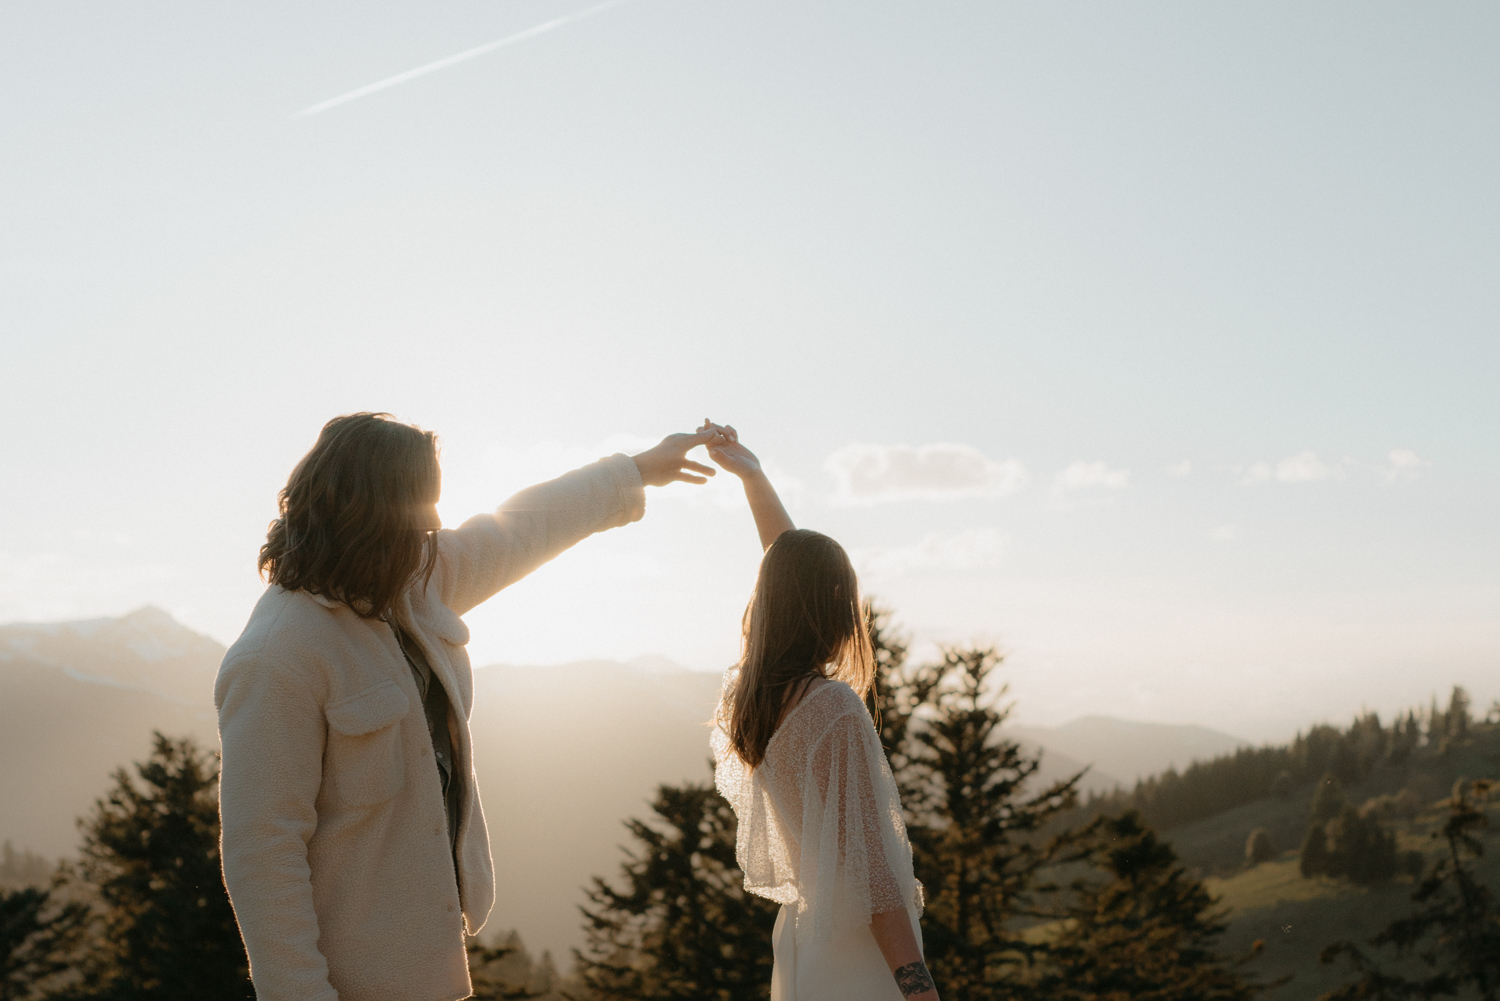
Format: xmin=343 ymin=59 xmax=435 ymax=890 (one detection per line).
xmin=1079 ymin=686 xmax=1483 ymax=834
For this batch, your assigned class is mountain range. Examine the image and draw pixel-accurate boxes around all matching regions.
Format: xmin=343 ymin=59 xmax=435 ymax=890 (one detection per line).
xmin=0 ymin=607 xmax=1248 ymax=960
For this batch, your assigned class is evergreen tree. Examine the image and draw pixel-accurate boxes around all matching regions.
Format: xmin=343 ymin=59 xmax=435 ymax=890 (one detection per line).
xmin=72 ymin=733 xmax=252 ymax=1001
xmin=0 ymin=846 xmax=54 ymax=893
xmin=1439 ymin=686 xmax=1471 ymax=753
xmin=1426 ymin=697 xmax=1445 ymax=749
xmin=899 ymin=646 xmax=1082 ymax=1001
xmin=467 ymin=932 xmax=551 ymax=1000
xmin=1319 ymin=779 xmax=1500 ymax=999
xmin=1 ymin=885 xmax=89 ymax=1001
xmin=1040 ymin=812 xmax=1268 ymax=1001
xmin=1387 ymin=713 xmax=1421 ymax=766
xmin=1245 ymin=828 xmax=1276 ymax=867
xmin=1321 ymin=805 xmax=1401 ymax=886
xmin=575 ymin=780 xmax=777 ymax=1000
xmin=863 ymin=600 xmax=941 ymax=775
xmin=1299 ymin=773 xmax=1407 ymax=885
xmin=1300 ymin=774 xmax=1346 ymax=878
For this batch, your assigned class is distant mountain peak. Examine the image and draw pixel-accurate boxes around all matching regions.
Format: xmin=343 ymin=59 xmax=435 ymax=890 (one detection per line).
xmin=1051 ymin=714 xmax=1249 ymax=742
xmin=2 ymin=605 xmax=195 ymax=638
xmin=625 ymin=654 xmax=693 ymax=674
xmin=117 ymin=605 xmax=180 ymax=629
xmin=1007 ymin=714 xmax=1250 ymax=787
xmin=0 ymin=606 xmax=225 ymax=692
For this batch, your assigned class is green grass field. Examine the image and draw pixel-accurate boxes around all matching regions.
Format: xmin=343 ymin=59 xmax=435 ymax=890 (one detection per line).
xmin=1177 ymin=727 xmax=1500 ymax=999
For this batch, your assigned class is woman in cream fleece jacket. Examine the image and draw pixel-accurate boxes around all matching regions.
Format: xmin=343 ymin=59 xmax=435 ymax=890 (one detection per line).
xmin=216 ymin=413 xmax=721 ymax=1001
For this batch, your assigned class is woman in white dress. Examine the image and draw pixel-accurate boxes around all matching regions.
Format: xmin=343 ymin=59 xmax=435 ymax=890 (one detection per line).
xmin=703 ymin=421 xmax=940 ymax=1001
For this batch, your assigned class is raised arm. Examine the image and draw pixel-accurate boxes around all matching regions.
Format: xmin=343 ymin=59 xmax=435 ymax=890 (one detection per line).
xmin=435 ymin=429 xmax=724 ymax=615
xmin=701 ymin=420 xmax=795 ymax=550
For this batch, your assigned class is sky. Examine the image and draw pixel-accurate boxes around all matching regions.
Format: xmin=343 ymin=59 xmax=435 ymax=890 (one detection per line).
xmin=2 ymin=1 xmax=1497 ymax=741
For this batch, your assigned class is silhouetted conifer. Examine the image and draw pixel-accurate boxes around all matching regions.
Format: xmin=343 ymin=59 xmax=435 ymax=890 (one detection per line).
xmin=575 ymin=780 xmax=777 ymax=1000
xmin=863 ymin=601 xmax=941 ymax=776
xmin=1426 ymin=696 xmax=1445 ymax=749
xmin=1388 ymin=712 xmax=1421 ymax=766
xmin=1319 ymin=780 xmax=1499 ymax=999
xmin=1438 ymin=686 xmax=1471 ymax=754
xmin=1040 ymin=812 xmax=1270 ymax=1001
xmin=1301 ymin=773 xmax=1347 ymax=878
xmin=1 ymin=885 xmax=89 ymax=1001
xmin=1322 ymin=805 xmax=1401 ymax=885
xmin=468 ymin=932 xmax=551 ymax=1000
xmin=0 ymin=846 xmax=54 ymax=893
xmin=899 ymin=646 xmax=1081 ymax=1001
xmin=1245 ymin=828 xmax=1276 ymax=867
xmin=70 ymin=733 xmax=251 ymax=1001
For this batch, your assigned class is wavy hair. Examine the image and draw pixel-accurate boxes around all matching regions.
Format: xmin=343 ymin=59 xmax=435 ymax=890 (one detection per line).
xmin=258 ymin=413 xmax=440 ymax=619
xmin=721 ymin=529 xmax=874 ymax=767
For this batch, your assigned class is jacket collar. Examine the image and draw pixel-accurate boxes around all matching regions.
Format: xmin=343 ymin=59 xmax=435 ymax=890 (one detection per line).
xmin=302 ymin=588 xmax=466 ymax=645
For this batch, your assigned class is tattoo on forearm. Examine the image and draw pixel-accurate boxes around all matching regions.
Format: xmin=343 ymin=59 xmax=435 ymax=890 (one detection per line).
xmin=894 ymin=961 xmax=935 ymax=997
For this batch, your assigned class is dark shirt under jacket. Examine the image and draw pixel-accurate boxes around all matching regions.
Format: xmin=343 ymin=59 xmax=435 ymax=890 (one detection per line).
xmin=392 ymin=623 xmax=461 ymax=868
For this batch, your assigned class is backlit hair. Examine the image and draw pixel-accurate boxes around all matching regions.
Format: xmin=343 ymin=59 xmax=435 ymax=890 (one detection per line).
xmin=722 ymin=529 xmax=874 ymax=767
xmin=258 ymin=412 xmax=440 ymax=620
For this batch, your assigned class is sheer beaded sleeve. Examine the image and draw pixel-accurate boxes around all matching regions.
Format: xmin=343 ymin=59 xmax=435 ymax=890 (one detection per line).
xmin=710 ymin=691 xmax=801 ymax=909
xmin=712 ymin=677 xmax=922 ymax=944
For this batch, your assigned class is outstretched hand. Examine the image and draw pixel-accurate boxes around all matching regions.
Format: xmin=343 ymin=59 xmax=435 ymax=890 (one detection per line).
xmin=699 ymin=419 xmax=794 ymax=549
xmin=699 ymin=421 xmax=763 ymax=480
xmin=632 ymin=428 xmax=723 ymax=488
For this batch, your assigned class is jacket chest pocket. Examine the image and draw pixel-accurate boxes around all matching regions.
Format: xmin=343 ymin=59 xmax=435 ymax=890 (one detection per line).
xmin=323 ymin=681 xmax=411 ymax=808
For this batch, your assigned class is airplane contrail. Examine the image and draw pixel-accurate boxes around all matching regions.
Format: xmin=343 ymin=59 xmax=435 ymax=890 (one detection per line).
xmin=294 ymin=0 xmax=635 ymax=118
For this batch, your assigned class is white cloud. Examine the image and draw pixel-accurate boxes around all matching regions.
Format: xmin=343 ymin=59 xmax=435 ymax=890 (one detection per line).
xmin=1242 ymin=450 xmax=1347 ymax=485
xmin=824 ymin=443 xmax=1027 ymax=505
xmin=1053 ymin=460 xmax=1130 ymax=493
xmin=851 ymin=528 xmax=1006 ymax=580
xmin=1383 ymin=448 xmax=1432 ymax=482
xmin=1166 ymin=459 xmax=1193 ymax=478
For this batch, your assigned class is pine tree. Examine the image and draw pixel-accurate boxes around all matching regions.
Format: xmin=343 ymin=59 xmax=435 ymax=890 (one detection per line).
xmin=467 ymin=932 xmax=551 ymax=1000
xmin=1299 ymin=773 xmax=1407 ymax=885
xmin=1245 ymin=828 xmax=1276 ymax=868
xmin=0 ymin=846 xmax=54 ymax=893
xmin=1040 ymin=812 xmax=1268 ymax=1001
xmin=863 ymin=600 xmax=941 ymax=776
xmin=1 ymin=885 xmax=89 ymax=1001
xmin=1440 ymin=686 xmax=1471 ymax=753
xmin=899 ymin=646 xmax=1082 ymax=1001
xmin=575 ymin=780 xmax=777 ymax=1000
xmin=1387 ymin=712 xmax=1421 ymax=766
xmin=1322 ymin=805 xmax=1401 ymax=886
xmin=1301 ymin=773 xmax=1348 ymax=878
xmin=72 ymin=732 xmax=252 ymax=1000
xmin=1319 ymin=779 xmax=1500 ymax=999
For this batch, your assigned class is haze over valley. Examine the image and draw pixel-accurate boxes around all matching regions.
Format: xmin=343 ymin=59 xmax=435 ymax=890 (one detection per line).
xmin=2 ymin=606 xmax=1264 ymax=959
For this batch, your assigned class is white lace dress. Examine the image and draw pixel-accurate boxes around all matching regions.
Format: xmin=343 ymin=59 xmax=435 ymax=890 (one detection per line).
xmin=712 ymin=677 xmax=924 ymax=1001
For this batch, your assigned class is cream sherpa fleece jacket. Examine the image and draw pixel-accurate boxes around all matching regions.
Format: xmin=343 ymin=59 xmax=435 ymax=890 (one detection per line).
xmin=216 ymin=454 xmax=645 ymax=1001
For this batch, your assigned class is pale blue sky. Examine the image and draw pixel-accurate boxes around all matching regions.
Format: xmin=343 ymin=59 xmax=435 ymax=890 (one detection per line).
xmin=3 ymin=1 xmax=1496 ymax=739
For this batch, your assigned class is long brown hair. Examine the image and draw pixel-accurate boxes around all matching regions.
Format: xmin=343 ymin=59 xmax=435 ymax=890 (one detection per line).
xmin=258 ymin=413 xmax=440 ymax=620
xmin=722 ymin=529 xmax=874 ymax=767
